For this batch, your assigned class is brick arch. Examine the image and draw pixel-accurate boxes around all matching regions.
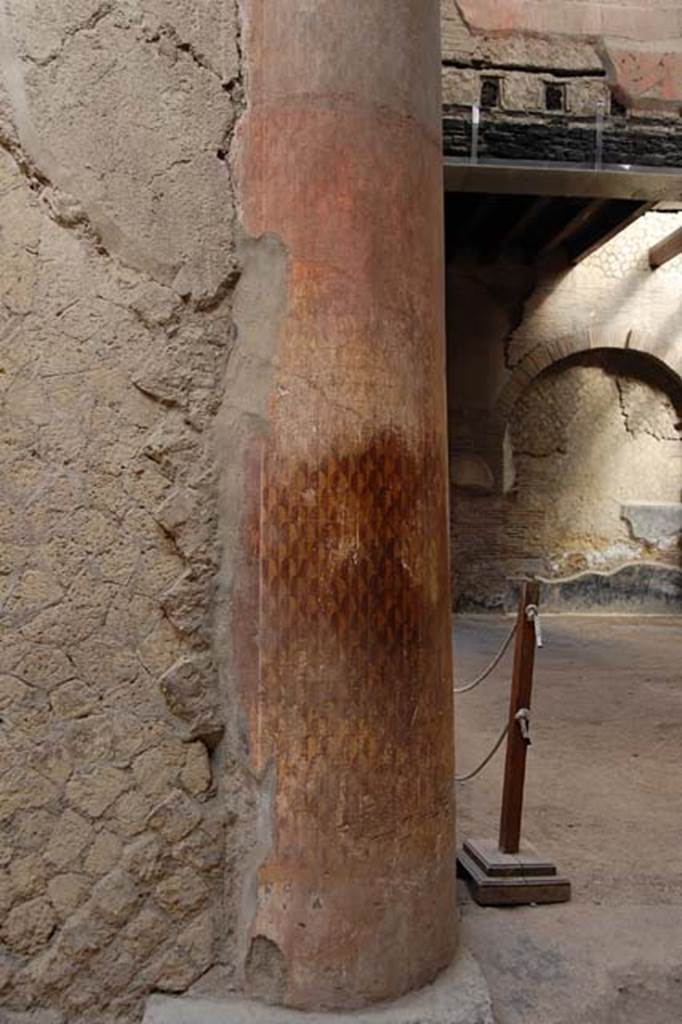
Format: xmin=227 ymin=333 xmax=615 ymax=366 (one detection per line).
xmin=495 ymin=327 xmax=682 ymax=423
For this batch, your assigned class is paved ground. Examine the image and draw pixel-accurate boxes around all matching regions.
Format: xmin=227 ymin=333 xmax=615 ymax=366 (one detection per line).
xmin=454 ymin=615 xmax=682 ymax=1024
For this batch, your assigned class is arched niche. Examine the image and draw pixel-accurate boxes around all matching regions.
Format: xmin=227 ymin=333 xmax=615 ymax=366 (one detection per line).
xmin=495 ymin=328 xmax=682 ymax=424
xmin=451 ymin=339 xmax=682 ymax=609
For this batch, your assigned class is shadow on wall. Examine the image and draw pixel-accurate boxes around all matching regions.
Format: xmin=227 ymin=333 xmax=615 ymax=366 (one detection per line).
xmin=450 ymin=349 xmax=682 ymax=611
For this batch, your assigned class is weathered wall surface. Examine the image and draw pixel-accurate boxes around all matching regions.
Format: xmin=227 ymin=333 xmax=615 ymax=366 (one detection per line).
xmin=452 ymin=354 xmax=682 ymax=608
xmin=451 ymin=0 xmax=682 ymax=109
xmin=440 ymin=0 xmax=682 ymax=168
xmin=0 ymin=2 xmax=249 ymax=1020
xmin=448 ymin=212 xmax=682 ymax=608
xmin=443 ymin=0 xmax=682 ymax=110
xmin=442 ymin=1 xmax=608 ymax=114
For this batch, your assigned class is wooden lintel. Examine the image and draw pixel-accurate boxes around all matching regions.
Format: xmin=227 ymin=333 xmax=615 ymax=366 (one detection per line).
xmin=649 ymin=225 xmax=682 ymax=269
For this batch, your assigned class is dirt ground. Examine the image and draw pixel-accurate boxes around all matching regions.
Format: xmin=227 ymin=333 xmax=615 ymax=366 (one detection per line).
xmin=453 ymin=615 xmax=682 ymax=1024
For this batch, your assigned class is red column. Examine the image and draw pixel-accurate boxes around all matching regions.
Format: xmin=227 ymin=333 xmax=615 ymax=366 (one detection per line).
xmin=233 ymin=1 xmax=456 ymax=1010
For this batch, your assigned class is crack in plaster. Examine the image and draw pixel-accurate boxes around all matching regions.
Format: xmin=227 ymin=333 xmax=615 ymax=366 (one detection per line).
xmin=451 ymin=0 xmax=474 ymax=35
xmin=0 ymin=3 xmax=239 ymax=301
xmin=20 ymin=2 xmax=116 ymax=68
xmin=142 ymin=23 xmax=223 ymax=83
xmin=615 ymin=377 xmax=636 ymax=437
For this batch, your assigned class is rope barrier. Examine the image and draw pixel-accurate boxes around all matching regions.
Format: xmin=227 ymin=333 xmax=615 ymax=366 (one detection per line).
xmin=454 ymin=594 xmax=544 ymax=783
xmin=454 ymin=620 xmax=517 ymax=694
xmin=455 ymin=708 xmax=530 ymax=783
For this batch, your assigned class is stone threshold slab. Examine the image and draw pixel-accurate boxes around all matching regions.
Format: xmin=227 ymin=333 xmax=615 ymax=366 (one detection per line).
xmin=143 ymin=948 xmax=494 ymax=1024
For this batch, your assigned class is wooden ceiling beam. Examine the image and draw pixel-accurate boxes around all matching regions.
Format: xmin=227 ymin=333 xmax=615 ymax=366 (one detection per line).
xmin=649 ymin=225 xmax=682 ymax=269
xmin=498 ymin=196 xmax=552 ymax=248
xmin=452 ymin=195 xmax=497 ymax=245
xmin=539 ymin=198 xmax=608 ymax=256
xmin=569 ymin=201 xmax=652 ymax=265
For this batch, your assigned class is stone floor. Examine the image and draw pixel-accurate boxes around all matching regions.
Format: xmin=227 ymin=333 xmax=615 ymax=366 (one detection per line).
xmin=454 ymin=615 xmax=682 ymax=1024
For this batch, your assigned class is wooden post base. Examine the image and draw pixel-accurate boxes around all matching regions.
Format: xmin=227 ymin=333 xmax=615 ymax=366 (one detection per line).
xmin=457 ymin=838 xmax=571 ymax=907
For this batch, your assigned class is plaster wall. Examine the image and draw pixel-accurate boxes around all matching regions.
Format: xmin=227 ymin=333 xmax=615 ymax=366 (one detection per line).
xmin=0 ymin=3 xmax=249 ymax=1020
xmin=447 ymin=212 xmax=682 ymax=608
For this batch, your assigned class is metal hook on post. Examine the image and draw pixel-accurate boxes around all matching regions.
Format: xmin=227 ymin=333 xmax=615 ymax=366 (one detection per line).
xmin=526 ymin=603 xmax=543 ymax=649
xmin=515 ymin=707 xmax=531 ymax=746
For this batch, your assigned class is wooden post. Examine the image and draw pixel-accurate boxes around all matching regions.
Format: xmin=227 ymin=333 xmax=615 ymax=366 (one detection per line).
xmin=498 ymin=580 xmax=539 ymax=855
xmin=457 ymin=578 xmax=570 ymax=904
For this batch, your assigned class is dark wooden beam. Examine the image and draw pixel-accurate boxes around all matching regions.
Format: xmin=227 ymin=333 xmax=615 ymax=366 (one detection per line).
xmin=649 ymin=225 xmax=682 ymax=269
xmin=539 ymin=198 xmax=607 ymax=256
xmin=452 ymin=194 xmax=497 ymax=245
xmin=498 ymin=196 xmax=552 ymax=248
xmin=570 ymin=201 xmax=653 ymax=265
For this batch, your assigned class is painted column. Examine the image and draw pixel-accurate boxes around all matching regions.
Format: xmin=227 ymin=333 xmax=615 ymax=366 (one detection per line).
xmin=233 ymin=0 xmax=456 ymax=1010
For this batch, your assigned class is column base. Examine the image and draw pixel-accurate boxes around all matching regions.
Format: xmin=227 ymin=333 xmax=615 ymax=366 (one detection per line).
xmin=142 ymin=948 xmax=493 ymax=1024
xmin=458 ymin=837 xmax=571 ymax=907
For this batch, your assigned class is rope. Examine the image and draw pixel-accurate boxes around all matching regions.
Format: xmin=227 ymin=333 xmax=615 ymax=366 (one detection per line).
xmin=454 ymin=621 xmax=517 ymax=694
xmin=455 ymin=709 xmax=530 ymax=783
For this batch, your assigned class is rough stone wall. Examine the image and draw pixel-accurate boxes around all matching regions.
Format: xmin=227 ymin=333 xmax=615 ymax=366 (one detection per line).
xmin=448 ymin=0 xmax=682 ymax=110
xmin=442 ymin=0 xmax=682 ymax=111
xmin=0 ymin=3 xmax=250 ymax=1020
xmin=442 ymin=1 xmax=609 ymax=114
xmin=447 ymin=211 xmax=682 ymax=608
xmin=440 ymin=0 xmax=682 ymax=167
